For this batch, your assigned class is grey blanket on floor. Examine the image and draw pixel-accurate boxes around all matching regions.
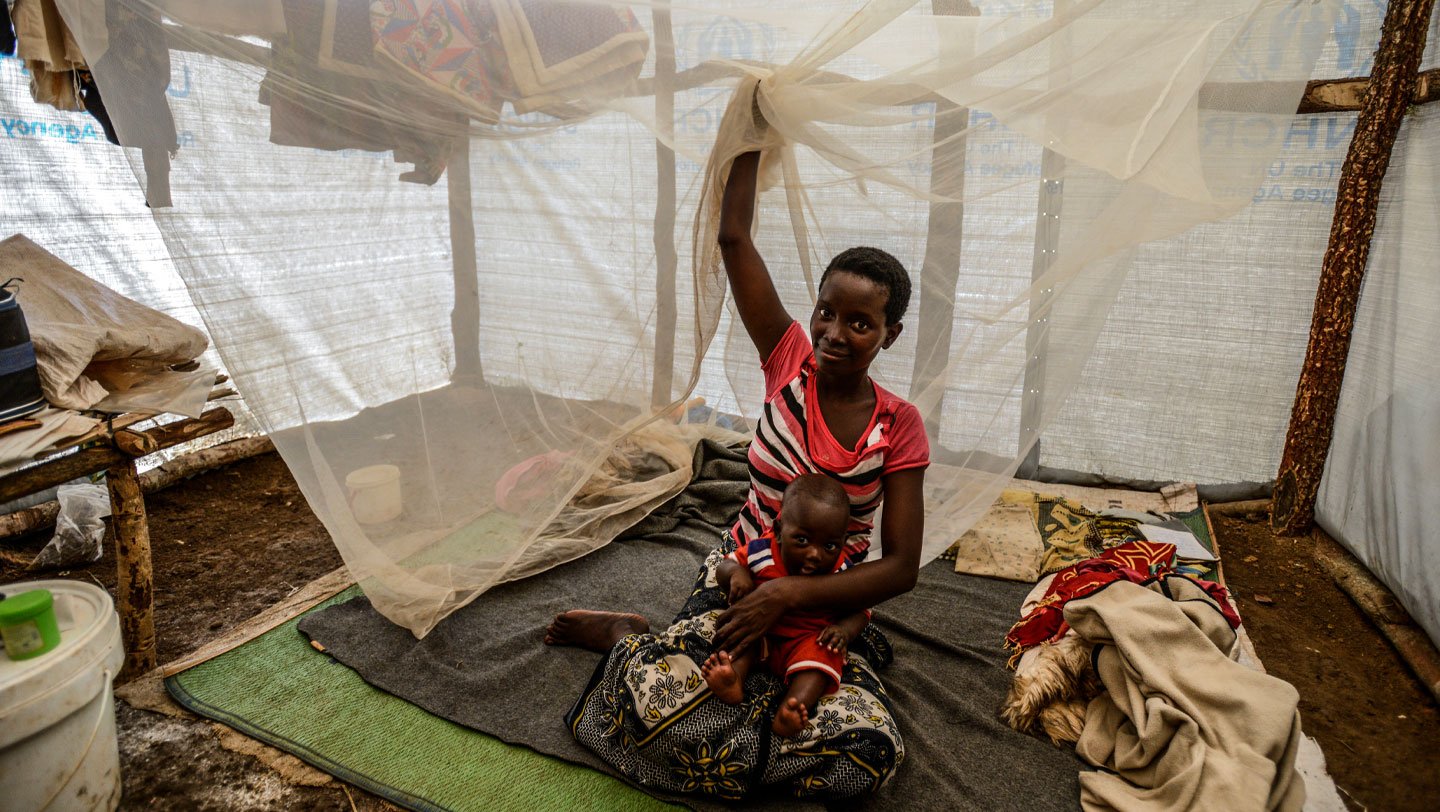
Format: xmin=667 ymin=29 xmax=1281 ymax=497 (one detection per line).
xmin=300 ymin=440 xmax=1082 ymax=810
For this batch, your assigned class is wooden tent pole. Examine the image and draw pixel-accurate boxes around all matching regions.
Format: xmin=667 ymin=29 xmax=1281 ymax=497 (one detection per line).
xmin=449 ymin=135 xmax=483 ymax=384
xmin=1017 ymin=151 xmax=1064 ymax=479
xmin=909 ymin=0 xmax=977 ymax=426
xmin=108 ymin=459 xmax=157 ymax=680
xmin=650 ymin=5 xmax=679 ymax=409
xmin=1271 ymin=0 xmax=1436 ymax=535
xmin=1017 ymin=0 xmax=1071 ymax=478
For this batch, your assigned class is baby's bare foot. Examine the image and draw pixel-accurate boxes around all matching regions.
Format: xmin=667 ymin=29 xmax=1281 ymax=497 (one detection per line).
xmin=544 ymin=610 xmax=648 ymax=651
xmin=702 ymin=651 xmax=744 ymax=704
xmin=772 ymin=697 xmax=809 ymax=737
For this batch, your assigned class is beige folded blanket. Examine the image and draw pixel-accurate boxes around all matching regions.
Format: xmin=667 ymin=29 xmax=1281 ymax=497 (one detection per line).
xmin=0 ymin=235 xmax=209 ymax=410
xmin=1065 ymin=578 xmax=1305 ymax=811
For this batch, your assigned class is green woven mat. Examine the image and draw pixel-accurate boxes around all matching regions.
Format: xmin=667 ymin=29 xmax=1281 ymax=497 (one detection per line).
xmin=166 ymin=587 xmax=677 ymax=812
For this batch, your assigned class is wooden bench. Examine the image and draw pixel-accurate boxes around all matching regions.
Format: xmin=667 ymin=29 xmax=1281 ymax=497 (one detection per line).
xmin=0 ymin=400 xmax=235 ymax=680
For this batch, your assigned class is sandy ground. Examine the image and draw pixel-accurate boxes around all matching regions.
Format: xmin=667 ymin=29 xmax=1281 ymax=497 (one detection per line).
xmin=2 ymin=452 xmax=1437 ymax=810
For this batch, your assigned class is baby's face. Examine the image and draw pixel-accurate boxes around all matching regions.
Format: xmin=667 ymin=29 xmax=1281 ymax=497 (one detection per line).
xmin=777 ymin=497 xmax=849 ymax=575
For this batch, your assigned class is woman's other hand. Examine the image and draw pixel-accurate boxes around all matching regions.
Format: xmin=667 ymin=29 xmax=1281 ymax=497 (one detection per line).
xmin=714 ymin=579 xmax=795 ymax=655
xmin=728 ymin=568 xmax=756 ymax=605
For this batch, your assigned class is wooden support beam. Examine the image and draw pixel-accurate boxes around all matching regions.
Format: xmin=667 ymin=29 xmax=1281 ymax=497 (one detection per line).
xmin=448 ymin=137 xmax=483 ymax=383
xmin=0 ymin=436 xmax=274 ymax=540
xmin=124 ymin=407 xmax=236 ymax=454
xmin=1017 ymin=0 xmax=1071 ymax=478
xmin=909 ymin=0 xmax=977 ymax=428
xmin=1298 ymin=67 xmax=1440 ymax=114
xmin=1017 ymin=152 xmax=1064 ymax=479
xmin=42 ymin=378 xmax=232 ymax=457
xmin=168 ymin=20 xmax=1440 ymax=120
xmin=0 ymin=447 xmax=118 ymax=506
xmin=650 ymin=6 xmax=679 ymax=409
xmin=163 ymin=24 xmax=271 ymax=68
xmin=108 ymin=458 xmax=156 ymax=680
xmin=1271 ymin=0 xmax=1436 ymax=535
xmin=1311 ymin=527 xmax=1440 ymax=704
xmin=114 ymin=428 xmax=159 ymax=457
xmin=0 ymin=408 xmax=235 ymax=504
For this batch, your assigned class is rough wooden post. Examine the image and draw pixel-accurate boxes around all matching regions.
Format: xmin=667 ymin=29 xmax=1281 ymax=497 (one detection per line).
xmin=650 ymin=5 xmax=679 ymax=409
xmin=1017 ymin=151 xmax=1064 ymax=480
xmin=108 ymin=459 xmax=156 ymax=680
xmin=448 ymin=135 xmax=483 ymax=384
xmin=908 ymin=0 xmax=977 ymax=425
xmin=1018 ymin=0 xmax=1070 ymax=478
xmin=1271 ymin=0 xmax=1435 ymax=535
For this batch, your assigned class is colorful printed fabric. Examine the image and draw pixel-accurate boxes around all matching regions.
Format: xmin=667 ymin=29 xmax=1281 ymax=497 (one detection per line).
xmin=1033 ymin=494 xmax=1149 ymax=575
xmin=489 ymin=0 xmax=649 ymax=114
xmin=567 ymin=535 xmax=902 ymax=801
xmin=370 ymin=0 xmax=508 ymax=119
xmin=1005 ymin=540 xmax=1240 ymax=665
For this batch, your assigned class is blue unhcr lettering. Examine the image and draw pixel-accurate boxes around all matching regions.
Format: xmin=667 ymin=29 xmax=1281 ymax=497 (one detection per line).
xmin=167 ymin=64 xmax=192 ymax=99
xmin=0 ymin=115 xmax=106 ymax=143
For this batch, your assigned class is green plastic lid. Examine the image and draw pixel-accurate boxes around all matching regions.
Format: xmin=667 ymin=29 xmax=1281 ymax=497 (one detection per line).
xmin=0 ymin=589 xmax=53 ymax=624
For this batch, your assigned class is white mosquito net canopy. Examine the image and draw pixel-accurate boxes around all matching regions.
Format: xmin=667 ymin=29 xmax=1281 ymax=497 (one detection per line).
xmin=10 ymin=0 xmax=1390 ymax=637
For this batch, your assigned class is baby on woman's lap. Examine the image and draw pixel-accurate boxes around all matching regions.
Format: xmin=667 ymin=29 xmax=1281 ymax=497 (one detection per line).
xmin=702 ymin=473 xmax=872 ymax=737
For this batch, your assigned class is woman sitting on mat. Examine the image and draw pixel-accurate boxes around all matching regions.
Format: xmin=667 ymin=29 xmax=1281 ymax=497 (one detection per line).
xmin=545 ymin=148 xmax=928 ymax=800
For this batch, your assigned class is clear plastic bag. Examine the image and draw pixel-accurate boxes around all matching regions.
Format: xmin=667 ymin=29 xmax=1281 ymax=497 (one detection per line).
xmin=29 ymin=482 xmax=112 ymax=570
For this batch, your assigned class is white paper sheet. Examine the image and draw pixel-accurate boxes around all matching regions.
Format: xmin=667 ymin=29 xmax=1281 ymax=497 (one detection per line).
xmin=1141 ymin=524 xmax=1218 ymax=561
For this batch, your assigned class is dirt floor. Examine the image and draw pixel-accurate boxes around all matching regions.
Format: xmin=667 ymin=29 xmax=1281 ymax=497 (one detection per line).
xmin=0 ymin=454 xmax=396 ymax=812
xmin=1213 ymin=509 xmax=1440 ymax=811
xmin=2 ymin=452 xmax=1438 ymax=810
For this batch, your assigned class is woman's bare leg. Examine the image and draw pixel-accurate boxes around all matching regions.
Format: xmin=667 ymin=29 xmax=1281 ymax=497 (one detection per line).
xmin=544 ymin=610 xmax=650 ymax=652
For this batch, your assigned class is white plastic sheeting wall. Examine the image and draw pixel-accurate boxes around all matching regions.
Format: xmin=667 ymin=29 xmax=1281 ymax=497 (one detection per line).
xmin=0 ymin=49 xmax=263 ymax=454
xmin=1316 ymin=107 xmax=1440 ymax=648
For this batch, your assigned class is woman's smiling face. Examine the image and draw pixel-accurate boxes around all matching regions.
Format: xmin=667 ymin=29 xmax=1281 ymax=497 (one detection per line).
xmin=809 ymin=270 xmax=902 ymax=377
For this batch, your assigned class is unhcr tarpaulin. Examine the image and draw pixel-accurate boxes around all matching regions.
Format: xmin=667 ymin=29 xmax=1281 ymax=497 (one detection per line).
xmin=5 ymin=0 xmax=1418 ymax=639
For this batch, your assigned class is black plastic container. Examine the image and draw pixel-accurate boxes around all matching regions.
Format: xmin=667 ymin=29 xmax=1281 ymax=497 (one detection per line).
xmin=0 ymin=279 xmax=47 ymax=422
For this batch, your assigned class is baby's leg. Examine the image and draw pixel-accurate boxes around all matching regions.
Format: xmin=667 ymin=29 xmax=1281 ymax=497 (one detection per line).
xmin=772 ymin=671 xmax=830 ymax=737
xmin=702 ymin=647 xmax=757 ymax=705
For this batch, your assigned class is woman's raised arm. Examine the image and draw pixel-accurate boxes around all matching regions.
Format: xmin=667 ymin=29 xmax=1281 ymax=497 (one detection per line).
xmin=717 ymin=150 xmax=793 ymax=361
xmin=713 ymin=468 xmax=925 ymax=654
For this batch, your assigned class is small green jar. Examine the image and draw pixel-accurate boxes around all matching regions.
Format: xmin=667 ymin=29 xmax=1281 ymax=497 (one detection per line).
xmin=0 ymin=588 xmax=62 ymax=660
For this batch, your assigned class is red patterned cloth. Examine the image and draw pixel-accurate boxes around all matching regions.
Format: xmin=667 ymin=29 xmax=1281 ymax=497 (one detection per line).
xmin=1005 ymin=540 xmax=1239 ymax=665
xmin=371 ymin=0 xmax=508 ymax=119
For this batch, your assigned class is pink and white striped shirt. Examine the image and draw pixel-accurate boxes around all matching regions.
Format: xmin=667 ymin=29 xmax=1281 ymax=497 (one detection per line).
xmin=730 ymin=321 xmax=929 ymax=563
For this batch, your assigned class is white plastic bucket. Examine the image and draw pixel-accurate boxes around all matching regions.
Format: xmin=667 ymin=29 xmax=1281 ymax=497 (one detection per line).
xmin=0 ymin=580 xmax=123 ymax=812
xmin=345 ymin=464 xmax=402 ymax=525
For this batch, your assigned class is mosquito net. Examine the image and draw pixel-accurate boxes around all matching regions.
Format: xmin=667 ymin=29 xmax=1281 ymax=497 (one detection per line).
xmin=26 ymin=0 xmax=1338 ymax=636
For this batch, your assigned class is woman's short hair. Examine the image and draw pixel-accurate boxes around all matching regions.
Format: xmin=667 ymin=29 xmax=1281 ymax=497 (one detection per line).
xmin=820 ymin=246 xmax=912 ymax=326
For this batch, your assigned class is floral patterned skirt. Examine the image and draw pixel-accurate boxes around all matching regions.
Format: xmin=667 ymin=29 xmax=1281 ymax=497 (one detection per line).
xmin=565 ymin=538 xmax=903 ymax=801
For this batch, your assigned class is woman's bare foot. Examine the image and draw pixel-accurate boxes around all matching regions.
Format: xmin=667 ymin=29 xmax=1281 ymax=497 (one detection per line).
xmin=544 ymin=610 xmax=649 ymax=652
xmin=772 ymin=697 xmax=809 ymax=737
xmin=701 ymin=651 xmax=744 ymax=704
